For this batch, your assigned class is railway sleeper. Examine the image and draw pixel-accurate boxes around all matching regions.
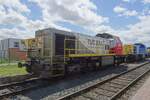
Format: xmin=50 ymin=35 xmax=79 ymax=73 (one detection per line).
xmin=94 ymin=88 xmax=115 ymax=97
xmin=83 ymin=92 xmax=109 ymax=100
xmin=120 ymin=75 xmax=139 ymax=79
xmin=99 ymin=84 xmax=123 ymax=92
xmin=82 ymin=91 xmax=101 ymax=100
xmin=110 ymin=80 xmax=130 ymax=85
xmin=120 ymin=76 xmax=137 ymax=80
xmin=109 ymin=81 xmax=127 ymax=86
xmin=103 ymin=83 xmax=124 ymax=89
xmin=98 ymin=87 xmax=118 ymax=93
xmin=117 ymin=77 xmax=133 ymax=81
xmin=73 ymin=95 xmax=91 ymax=100
xmin=113 ymin=78 xmax=132 ymax=84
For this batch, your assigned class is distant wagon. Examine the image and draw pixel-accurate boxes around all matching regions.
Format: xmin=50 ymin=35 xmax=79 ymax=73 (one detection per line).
xmin=134 ymin=43 xmax=147 ymax=61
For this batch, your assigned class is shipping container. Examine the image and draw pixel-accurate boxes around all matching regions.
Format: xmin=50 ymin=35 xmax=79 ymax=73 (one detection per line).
xmin=0 ymin=38 xmax=27 ymax=61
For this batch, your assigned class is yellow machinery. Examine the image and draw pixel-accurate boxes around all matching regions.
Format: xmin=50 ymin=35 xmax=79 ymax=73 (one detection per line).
xmin=123 ymin=44 xmax=134 ymax=55
xmin=21 ymin=38 xmax=36 ymax=50
xmin=21 ymin=38 xmax=37 ymax=58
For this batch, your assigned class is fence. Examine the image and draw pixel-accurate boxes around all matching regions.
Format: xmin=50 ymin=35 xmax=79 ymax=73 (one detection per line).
xmin=0 ymin=49 xmax=26 ymax=64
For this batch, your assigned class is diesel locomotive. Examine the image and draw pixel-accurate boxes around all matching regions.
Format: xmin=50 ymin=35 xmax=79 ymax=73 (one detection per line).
xmin=18 ymin=28 xmax=146 ymax=78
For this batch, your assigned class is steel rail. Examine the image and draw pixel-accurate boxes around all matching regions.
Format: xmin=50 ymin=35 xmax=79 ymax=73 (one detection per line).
xmin=0 ymin=77 xmax=42 ymax=99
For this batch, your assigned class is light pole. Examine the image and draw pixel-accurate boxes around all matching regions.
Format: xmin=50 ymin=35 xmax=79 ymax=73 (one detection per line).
xmin=8 ymin=38 xmax=10 ymax=64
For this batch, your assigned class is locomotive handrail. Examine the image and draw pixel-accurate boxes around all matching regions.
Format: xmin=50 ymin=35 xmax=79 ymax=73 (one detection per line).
xmin=68 ymin=53 xmax=115 ymax=58
xmin=64 ymin=37 xmax=113 ymax=63
xmin=64 ymin=48 xmax=105 ymax=50
xmin=64 ymin=48 xmax=112 ymax=57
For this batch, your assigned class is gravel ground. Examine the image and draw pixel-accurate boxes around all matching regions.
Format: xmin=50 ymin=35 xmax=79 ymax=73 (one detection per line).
xmin=0 ymin=74 xmax=34 ymax=84
xmin=7 ymin=62 xmax=147 ymax=100
xmin=116 ymin=70 xmax=150 ymax=100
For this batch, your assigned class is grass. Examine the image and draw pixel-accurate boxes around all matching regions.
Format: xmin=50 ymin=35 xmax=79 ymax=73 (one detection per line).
xmin=0 ymin=64 xmax=27 ymax=77
xmin=0 ymin=59 xmax=10 ymax=64
xmin=0 ymin=58 xmax=24 ymax=64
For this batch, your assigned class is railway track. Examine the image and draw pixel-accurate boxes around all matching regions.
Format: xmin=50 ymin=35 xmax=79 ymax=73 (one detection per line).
xmin=56 ymin=62 xmax=150 ymax=100
xmin=0 ymin=62 xmax=149 ymax=100
xmin=0 ymin=77 xmax=44 ymax=99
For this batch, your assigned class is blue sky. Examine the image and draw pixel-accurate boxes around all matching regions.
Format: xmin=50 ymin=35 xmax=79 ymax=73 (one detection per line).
xmin=0 ymin=0 xmax=150 ymax=46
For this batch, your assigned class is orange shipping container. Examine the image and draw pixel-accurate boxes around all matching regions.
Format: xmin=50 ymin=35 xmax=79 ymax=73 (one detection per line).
xmin=8 ymin=48 xmax=27 ymax=61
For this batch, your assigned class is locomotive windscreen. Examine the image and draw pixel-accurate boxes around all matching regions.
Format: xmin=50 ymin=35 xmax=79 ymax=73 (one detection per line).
xmin=96 ymin=33 xmax=113 ymax=39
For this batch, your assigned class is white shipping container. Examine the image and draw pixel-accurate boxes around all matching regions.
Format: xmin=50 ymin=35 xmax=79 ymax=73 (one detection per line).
xmin=0 ymin=38 xmax=25 ymax=59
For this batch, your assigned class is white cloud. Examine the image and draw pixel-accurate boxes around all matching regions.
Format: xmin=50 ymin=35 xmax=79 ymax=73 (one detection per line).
xmin=114 ymin=6 xmax=126 ymax=13
xmin=118 ymin=15 xmax=150 ymax=46
xmin=0 ymin=0 xmax=110 ymax=40
xmin=122 ymin=0 xmax=130 ymax=2
xmin=0 ymin=1 xmax=32 ymax=40
xmin=0 ymin=0 xmax=30 ymax=13
xmin=113 ymin=6 xmax=138 ymax=17
xmin=0 ymin=28 xmax=33 ymax=39
xmin=0 ymin=0 xmax=109 ymax=40
xmin=143 ymin=0 xmax=150 ymax=3
xmin=29 ymin=0 xmax=108 ymax=30
xmin=93 ymin=14 xmax=150 ymax=46
xmin=0 ymin=0 xmax=150 ymax=47
xmin=123 ymin=10 xmax=138 ymax=16
xmin=122 ymin=0 xmax=138 ymax=3
xmin=0 ymin=0 xmax=73 ymax=40
xmin=130 ymin=15 xmax=150 ymax=35
xmin=0 ymin=9 xmax=24 ymax=26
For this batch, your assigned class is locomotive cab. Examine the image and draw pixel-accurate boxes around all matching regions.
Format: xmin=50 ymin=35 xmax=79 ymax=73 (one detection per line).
xmin=96 ymin=33 xmax=123 ymax=55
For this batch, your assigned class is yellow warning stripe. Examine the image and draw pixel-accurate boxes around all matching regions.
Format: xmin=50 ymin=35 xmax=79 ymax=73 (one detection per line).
xmin=68 ymin=53 xmax=115 ymax=58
